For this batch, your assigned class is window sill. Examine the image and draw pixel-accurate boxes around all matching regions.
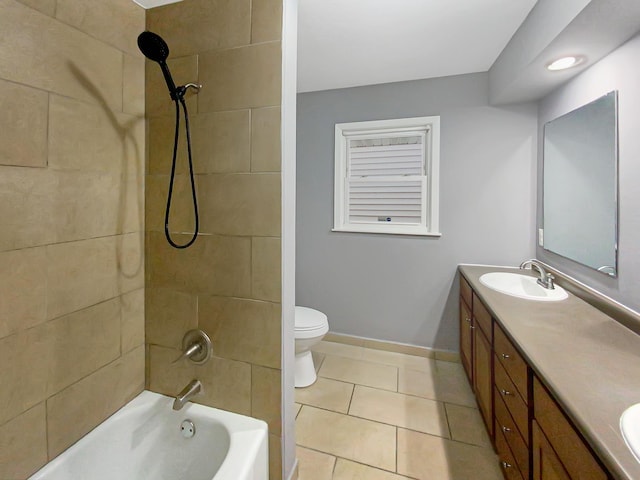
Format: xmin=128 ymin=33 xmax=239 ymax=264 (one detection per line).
xmin=331 ymin=227 xmax=442 ymax=237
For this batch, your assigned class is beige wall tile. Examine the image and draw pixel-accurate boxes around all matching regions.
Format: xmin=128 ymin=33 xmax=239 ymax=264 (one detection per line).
xmin=0 ymin=404 xmax=47 ymax=480
xmin=148 ymin=115 xmax=188 ymax=174
xmin=46 ymin=299 xmax=122 ymax=395
xmin=117 ymin=232 xmax=145 ymax=293
xmin=46 ymin=236 xmax=119 ymax=319
xmin=296 ymin=406 xmax=396 ymax=471
xmin=0 ymin=78 xmax=48 ymax=167
xmin=145 ymin=174 xmax=197 ymax=233
xmin=193 ymin=110 xmax=251 ymax=173
xmin=319 ymin=356 xmax=398 ymax=391
xmin=147 ymin=232 xmax=251 ymax=297
xmin=198 ymin=296 xmax=281 ymax=368
xmin=195 ymin=356 xmax=251 ymax=415
xmin=15 ymin=0 xmax=55 ymax=16
xmin=0 ymin=0 xmax=123 ymax=110
xmin=251 ymin=107 xmax=281 ymax=172
xmin=296 ymin=446 xmax=335 ymax=480
xmin=295 ymin=377 xmax=353 ymax=414
xmin=349 ymin=386 xmax=449 ymax=438
xmin=146 ymin=55 xmax=198 ymax=118
xmin=251 ymin=0 xmax=283 ymax=44
xmin=198 ymin=173 xmax=281 ymax=236
xmin=0 ymin=167 xmax=55 ymax=251
xmin=396 ymin=428 xmax=501 ymax=480
xmin=123 ymin=54 xmax=146 ymax=116
xmin=0 ymin=326 xmax=51 ymax=425
xmin=147 ymin=345 xmax=195 ymax=396
xmin=121 ymin=288 xmax=145 ymax=353
xmin=146 ymin=288 xmax=197 ymax=349
xmin=333 ymin=459 xmax=411 ymax=480
xmin=199 ymin=42 xmax=281 ymax=112
xmin=0 ymin=247 xmax=47 ymax=339
xmin=147 ymin=0 xmax=251 ymax=57
xmin=251 ymin=365 xmax=281 ymax=435
xmin=269 ymin=434 xmax=282 ymax=480
xmin=252 ymin=236 xmax=281 ymax=302
xmin=56 ymin=0 xmax=145 ymax=56
xmin=47 ymin=345 xmax=145 ymax=459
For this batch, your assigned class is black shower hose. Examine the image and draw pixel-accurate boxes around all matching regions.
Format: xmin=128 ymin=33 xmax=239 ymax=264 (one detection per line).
xmin=165 ymin=96 xmax=199 ymax=249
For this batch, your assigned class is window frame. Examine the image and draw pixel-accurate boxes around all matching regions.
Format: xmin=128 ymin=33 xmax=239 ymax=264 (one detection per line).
xmin=333 ymin=116 xmax=441 ymax=236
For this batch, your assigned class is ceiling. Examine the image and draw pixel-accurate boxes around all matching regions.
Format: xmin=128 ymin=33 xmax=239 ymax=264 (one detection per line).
xmin=297 ymin=0 xmax=538 ymax=93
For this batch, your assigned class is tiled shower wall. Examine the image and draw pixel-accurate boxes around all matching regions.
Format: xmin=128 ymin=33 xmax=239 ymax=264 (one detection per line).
xmin=144 ymin=0 xmax=283 ymax=479
xmin=0 ymin=0 xmax=146 ymax=478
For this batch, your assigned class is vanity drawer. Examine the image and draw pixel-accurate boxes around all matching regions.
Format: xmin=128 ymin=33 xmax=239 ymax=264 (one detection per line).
xmin=533 ymin=377 xmax=607 ymax=480
xmin=460 ymin=275 xmax=472 ymax=308
xmin=495 ymin=389 xmax=529 ymax=479
xmin=494 ymin=358 xmax=529 ymax=443
xmin=472 ymin=293 xmax=492 ymax=340
xmin=494 ymin=323 xmax=528 ymax=401
xmin=495 ymin=418 xmax=525 ymax=480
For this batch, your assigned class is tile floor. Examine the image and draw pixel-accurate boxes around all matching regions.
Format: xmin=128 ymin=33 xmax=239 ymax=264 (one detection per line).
xmin=295 ymin=341 xmax=503 ymax=480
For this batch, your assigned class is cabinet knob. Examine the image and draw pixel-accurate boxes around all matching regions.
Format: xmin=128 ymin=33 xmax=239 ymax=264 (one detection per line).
xmin=501 ymin=425 xmax=511 ymax=433
xmin=465 ymin=317 xmax=472 ymax=323
xmin=501 ymin=353 xmax=510 ymax=359
xmin=500 ymin=389 xmax=512 ymax=396
xmin=501 ymin=461 xmax=512 ymax=469
xmin=470 ymin=325 xmax=475 ymax=330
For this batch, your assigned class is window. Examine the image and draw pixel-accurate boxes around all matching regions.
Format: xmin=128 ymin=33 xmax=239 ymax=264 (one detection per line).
xmin=333 ymin=116 xmax=441 ymax=236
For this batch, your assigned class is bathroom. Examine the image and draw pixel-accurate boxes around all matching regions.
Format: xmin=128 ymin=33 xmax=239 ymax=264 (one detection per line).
xmin=1 ymin=0 xmax=640 ymax=479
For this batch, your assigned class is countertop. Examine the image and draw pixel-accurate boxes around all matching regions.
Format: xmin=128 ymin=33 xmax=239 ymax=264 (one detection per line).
xmin=459 ymin=264 xmax=640 ymax=480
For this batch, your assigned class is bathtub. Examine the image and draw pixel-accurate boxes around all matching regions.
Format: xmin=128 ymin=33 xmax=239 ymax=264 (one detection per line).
xmin=29 ymin=390 xmax=268 ymax=480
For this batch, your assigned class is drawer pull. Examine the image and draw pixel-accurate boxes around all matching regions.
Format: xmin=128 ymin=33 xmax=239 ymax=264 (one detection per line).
xmin=500 ymin=389 xmax=513 ymax=396
xmin=465 ymin=317 xmax=472 ymax=323
xmin=470 ymin=325 xmax=475 ymax=330
xmin=501 ymin=461 xmax=512 ymax=469
xmin=501 ymin=353 xmax=511 ymax=359
xmin=501 ymin=425 xmax=511 ymax=433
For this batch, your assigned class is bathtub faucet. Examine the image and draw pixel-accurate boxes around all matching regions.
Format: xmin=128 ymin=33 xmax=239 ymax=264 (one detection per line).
xmin=173 ymin=379 xmax=202 ymax=411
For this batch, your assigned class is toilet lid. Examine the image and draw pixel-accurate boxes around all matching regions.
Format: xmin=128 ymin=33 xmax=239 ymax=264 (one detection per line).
xmin=295 ymin=306 xmax=328 ymax=331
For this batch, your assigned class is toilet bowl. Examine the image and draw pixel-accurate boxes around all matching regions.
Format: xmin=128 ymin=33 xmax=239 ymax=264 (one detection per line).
xmin=295 ymin=306 xmax=329 ymax=388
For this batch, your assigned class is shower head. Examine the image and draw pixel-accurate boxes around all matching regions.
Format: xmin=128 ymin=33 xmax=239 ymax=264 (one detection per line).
xmin=137 ymin=31 xmax=178 ymax=100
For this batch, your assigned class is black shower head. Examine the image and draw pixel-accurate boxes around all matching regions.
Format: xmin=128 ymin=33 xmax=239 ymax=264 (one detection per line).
xmin=137 ymin=31 xmax=170 ymax=63
xmin=137 ymin=31 xmax=178 ymax=100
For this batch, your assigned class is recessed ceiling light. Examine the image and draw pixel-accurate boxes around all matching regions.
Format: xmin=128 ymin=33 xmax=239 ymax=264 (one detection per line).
xmin=546 ymin=56 xmax=585 ymax=71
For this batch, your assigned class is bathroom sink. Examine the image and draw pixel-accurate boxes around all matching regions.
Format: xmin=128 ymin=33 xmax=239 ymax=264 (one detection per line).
xmin=479 ymin=272 xmax=568 ymax=301
xmin=621 ymin=403 xmax=640 ymax=463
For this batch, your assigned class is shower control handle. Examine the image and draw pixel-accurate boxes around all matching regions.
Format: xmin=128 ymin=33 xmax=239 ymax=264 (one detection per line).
xmin=173 ymin=329 xmax=212 ymax=365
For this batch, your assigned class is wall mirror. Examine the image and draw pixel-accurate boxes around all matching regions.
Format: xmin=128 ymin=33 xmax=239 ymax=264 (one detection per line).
xmin=543 ymin=90 xmax=618 ymax=277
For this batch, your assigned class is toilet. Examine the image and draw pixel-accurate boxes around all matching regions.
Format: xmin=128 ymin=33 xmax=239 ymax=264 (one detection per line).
xmin=294 ymin=306 xmax=329 ymax=388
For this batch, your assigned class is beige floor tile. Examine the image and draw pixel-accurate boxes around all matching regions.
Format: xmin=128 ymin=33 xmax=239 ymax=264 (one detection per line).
xmin=397 ymin=429 xmax=502 ymax=480
xmin=312 ymin=350 xmax=326 ymax=372
xmin=333 ymin=459 xmax=411 ymax=480
xmin=436 ymin=360 xmax=467 ymax=377
xmin=445 ymin=403 xmax=492 ymax=448
xmin=360 ymin=348 xmax=437 ymax=373
xmin=296 ymin=406 xmax=396 ymax=471
xmin=349 ymin=386 xmax=449 ymax=438
xmin=296 ymin=446 xmax=335 ymax=480
xmin=319 ymin=356 xmax=397 ymax=391
xmin=296 ymin=377 xmax=354 ymax=413
xmin=295 ymin=402 xmax=302 ymax=418
xmin=398 ymin=368 xmax=476 ymax=407
xmin=312 ymin=341 xmax=364 ymax=360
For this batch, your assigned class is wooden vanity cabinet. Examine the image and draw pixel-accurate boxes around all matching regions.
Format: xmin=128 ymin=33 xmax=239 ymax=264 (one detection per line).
xmin=472 ymin=292 xmax=494 ymax=438
xmin=459 ymin=277 xmax=473 ymax=384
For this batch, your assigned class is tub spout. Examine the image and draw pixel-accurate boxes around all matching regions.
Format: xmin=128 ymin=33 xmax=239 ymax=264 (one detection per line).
xmin=173 ymin=379 xmax=202 ymax=411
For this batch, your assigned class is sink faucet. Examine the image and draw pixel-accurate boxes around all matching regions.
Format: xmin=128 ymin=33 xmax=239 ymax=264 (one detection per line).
xmin=173 ymin=379 xmax=202 ymax=411
xmin=519 ymin=259 xmax=555 ymax=290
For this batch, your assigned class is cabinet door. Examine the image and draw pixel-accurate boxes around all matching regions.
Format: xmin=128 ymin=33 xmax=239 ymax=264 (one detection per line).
xmin=473 ymin=325 xmax=493 ymax=438
xmin=459 ymin=298 xmax=473 ymax=383
xmin=533 ymin=421 xmax=570 ymax=480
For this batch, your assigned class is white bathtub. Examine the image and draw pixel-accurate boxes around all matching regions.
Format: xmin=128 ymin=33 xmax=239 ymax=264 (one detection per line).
xmin=29 ymin=391 xmax=268 ymax=480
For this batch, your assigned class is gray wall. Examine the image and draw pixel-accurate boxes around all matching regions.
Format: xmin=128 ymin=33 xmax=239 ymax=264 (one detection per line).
xmin=538 ymin=33 xmax=640 ymax=313
xmin=296 ymin=73 xmax=537 ymax=351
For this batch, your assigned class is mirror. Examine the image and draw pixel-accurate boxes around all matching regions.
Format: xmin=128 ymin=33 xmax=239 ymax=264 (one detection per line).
xmin=543 ymin=91 xmax=618 ymax=277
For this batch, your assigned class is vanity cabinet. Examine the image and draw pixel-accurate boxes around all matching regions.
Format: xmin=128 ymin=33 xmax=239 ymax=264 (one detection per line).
xmin=458 ymin=273 xmax=612 ymax=480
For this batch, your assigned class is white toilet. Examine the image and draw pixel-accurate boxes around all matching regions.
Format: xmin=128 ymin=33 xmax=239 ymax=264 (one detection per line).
xmin=294 ymin=306 xmax=329 ymax=388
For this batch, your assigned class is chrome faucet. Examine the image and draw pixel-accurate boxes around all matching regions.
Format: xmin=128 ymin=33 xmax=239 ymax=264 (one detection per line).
xmin=519 ymin=259 xmax=555 ymax=290
xmin=173 ymin=379 xmax=202 ymax=411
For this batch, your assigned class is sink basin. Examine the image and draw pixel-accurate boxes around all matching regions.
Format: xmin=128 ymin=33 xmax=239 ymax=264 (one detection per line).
xmin=621 ymin=404 xmax=640 ymax=462
xmin=479 ymin=272 xmax=568 ymax=302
